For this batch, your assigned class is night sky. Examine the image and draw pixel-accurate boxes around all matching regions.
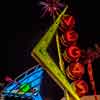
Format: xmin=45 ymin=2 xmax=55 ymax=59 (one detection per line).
xmin=1 ymin=0 xmax=100 ymax=99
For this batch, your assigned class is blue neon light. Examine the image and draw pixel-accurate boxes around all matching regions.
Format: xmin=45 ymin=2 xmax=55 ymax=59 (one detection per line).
xmin=2 ymin=65 xmax=44 ymax=100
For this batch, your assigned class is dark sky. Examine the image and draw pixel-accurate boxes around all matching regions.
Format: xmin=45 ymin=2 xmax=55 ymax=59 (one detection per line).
xmin=6 ymin=0 xmax=100 ymax=75
xmin=1 ymin=0 xmax=100 ymax=99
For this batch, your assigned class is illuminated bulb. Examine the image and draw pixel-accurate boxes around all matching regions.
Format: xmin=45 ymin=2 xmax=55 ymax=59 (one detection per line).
xmin=66 ymin=62 xmax=85 ymax=80
xmin=66 ymin=45 xmax=81 ymax=61
xmin=63 ymin=16 xmax=75 ymax=28
xmin=65 ymin=30 xmax=78 ymax=43
xmin=71 ymin=80 xmax=88 ymax=97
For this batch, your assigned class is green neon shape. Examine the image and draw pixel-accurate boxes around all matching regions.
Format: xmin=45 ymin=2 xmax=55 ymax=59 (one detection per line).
xmin=19 ymin=84 xmax=30 ymax=93
xmin=31 ymin=6 xmax=80 ymax=100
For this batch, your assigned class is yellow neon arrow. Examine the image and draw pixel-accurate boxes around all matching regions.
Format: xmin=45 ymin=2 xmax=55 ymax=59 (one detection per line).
xmin=31 ymin=6 xmax=80 ymax=100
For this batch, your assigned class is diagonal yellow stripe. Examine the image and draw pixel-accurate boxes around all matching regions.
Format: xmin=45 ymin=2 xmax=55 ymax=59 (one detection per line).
xmin=31 ymin=6 xmax=80 ymax=100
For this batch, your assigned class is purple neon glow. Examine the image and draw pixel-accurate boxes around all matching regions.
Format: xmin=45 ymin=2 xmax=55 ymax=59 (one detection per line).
xmin=40 ymin=0 xmax=64 ymax=17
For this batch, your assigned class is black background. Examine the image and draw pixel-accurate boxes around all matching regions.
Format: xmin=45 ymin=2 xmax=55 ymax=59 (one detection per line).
xmin=1 ymin=0 xmax=100 ymax=99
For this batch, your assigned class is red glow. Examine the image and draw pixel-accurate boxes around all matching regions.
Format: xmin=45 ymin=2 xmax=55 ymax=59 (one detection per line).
xmin=67 ymin=45 xmax=81 ymax=61
xmin=66 ymin=63 xmax=85 ymax=80
xmin=63 ymin=16 xmax=75 ymax=28
xmin=87 ymin=60 xmax=98 ymax=100
xmin=69 ymin=63 xmax=85 ymax=79
xmin=72 ymin=80 xmax=88 ymax=97
xmin=4 ymin=76 xmax=13 ymax=83
xmin=65 ymin=30 xmax=78 ymax=42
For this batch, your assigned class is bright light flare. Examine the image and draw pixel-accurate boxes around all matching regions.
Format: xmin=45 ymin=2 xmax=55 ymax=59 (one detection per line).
xmin=40 ymin=0 xmax=64 ymax=17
